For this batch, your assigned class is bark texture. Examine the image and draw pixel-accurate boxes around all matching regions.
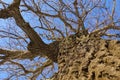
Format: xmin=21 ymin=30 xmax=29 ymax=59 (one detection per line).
xmin=51 ymin=34 xmax=120 ymax=80
xmin=0 ymin=1 xmax=120 ymax=79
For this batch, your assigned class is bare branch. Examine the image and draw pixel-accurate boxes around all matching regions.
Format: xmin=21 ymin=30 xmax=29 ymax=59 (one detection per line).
xmin=0 ymin=48 xmax=36 ymax=60
xmin=91 ymin=24 xmax=120 ymax=36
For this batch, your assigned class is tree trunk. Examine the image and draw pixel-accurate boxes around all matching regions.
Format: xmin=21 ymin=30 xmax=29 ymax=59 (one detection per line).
xmin=52 ymin=34 xmax=120 ymax=80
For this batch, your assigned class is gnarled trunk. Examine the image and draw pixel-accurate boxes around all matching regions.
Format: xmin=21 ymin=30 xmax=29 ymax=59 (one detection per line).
xmin=52 ymin=34 xmax=120 ymax=80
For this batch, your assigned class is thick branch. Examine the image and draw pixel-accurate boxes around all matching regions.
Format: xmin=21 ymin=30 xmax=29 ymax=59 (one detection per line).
xmin=0 ymin=0 xmax=46 ymax=47
xmin=0 ymin=49 xmax=36 ymax=60
xmin=0 ymin=1 xmax=59 ymax=62
xmin=0 ymin=40 xmax=59 ymax=62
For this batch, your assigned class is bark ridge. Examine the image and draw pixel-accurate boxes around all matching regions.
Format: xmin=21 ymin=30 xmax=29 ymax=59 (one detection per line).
xmin=55 ymin=34 xmax=120 ymax=80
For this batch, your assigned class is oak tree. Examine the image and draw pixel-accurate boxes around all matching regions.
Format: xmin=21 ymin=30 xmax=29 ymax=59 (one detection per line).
xmin=0 ymin=0 xmax=120 ymax=80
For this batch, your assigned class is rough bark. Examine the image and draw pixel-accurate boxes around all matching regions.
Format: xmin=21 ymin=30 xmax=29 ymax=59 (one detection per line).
xmin=50 ymin=34 xmax=120 ymax=80
xmin=0 ymin=1 xmax=120 ymax=80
